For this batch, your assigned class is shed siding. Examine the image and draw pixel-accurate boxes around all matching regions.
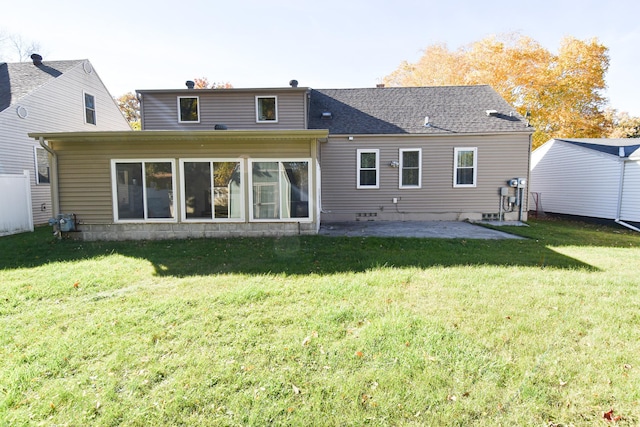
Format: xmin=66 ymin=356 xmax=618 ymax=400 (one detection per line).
xmin=52 ymin=137 xmax=317 ymax=224
xmin=530 ymin=140 xmax=621 ymax=219
xmin=141 ymin=90 xmax=307 ymax=131
xmin=620 ymin=160 xmax=640 ymax=222
xmin=320 ymin=133 xmax=530 ymax=221
xmin=0 ymin=62 xmax=130 ymax=224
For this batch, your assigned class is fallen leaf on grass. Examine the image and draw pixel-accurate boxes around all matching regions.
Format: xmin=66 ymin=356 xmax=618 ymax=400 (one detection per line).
xmin=73 ymin=281 xmax=79 ymax=288
xmin=355 ymin=351 xmax=364 ymax=358
xmin=603 ymin=409 xmax=622 ymax=422
xmin=292 ymin=384 xmax=300 ymax=395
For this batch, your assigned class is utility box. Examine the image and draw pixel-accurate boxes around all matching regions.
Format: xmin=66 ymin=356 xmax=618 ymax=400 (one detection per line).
xmin=49 ymin=214 xmax=76 ymax=232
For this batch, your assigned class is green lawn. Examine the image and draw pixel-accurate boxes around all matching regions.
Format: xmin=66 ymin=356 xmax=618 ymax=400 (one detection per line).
xmin=1 ymin=218 xmax=639 ymax=426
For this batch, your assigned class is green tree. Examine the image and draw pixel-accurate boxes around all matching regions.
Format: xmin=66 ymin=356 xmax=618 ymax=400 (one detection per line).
xmin=383 ymin=34 xmax=610 ymax=148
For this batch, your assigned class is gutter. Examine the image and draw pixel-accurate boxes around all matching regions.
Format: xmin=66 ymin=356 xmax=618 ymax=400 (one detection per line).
xmin=38 ymin=137 xmax=59 ymax=217
xmin=614 ymin=147 xmax=639 ymax=232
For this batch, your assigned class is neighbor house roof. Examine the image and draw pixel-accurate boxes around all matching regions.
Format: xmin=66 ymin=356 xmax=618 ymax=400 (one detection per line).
xmin=307 ymin=85 xmax=531 ymax=135
xmin=0 ymin=59 xmax=84 ymax=112
xmin=556 ymin=138 xmax=640 ymax=158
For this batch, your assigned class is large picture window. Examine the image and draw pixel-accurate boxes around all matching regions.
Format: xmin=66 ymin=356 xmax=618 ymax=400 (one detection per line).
xmin=357 ymin=149 xmax=379 ymax=189
xmin=399 ymin=148 xmax=421 ymax=188
xmin=180 ymin=160 xmax=243 ymax=221
xmin=454 ymin=147 xmax=477 ymax=187
xmin=178 ymin=96 xmax=200 ymax=123
xmin=112 ymin=160 xmax=176 ymax=221
xmin=250 ymin=160 xmax=310 ymax=220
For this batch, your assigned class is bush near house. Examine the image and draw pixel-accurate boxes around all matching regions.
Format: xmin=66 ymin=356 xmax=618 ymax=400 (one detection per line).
xmin=1 ymin=219 xmax=639 ymax=426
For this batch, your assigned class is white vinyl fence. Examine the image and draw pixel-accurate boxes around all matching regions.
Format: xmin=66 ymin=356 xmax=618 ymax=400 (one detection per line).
xmin=0 ymin=171 xmax=34 ymax=236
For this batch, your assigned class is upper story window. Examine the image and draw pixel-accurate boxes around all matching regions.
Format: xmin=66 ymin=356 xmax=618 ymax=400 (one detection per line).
xmin=256 ymin=96 xmax=278 ymax=123
xmin=399 ymin=148 xmax=421 ymax=188
xmin=178 ymin=96 xmax=200 ymax=123
xmin=84 ymin=92 xmax=96 ymax=125
xmin=453 ymin=147 xmax=477 ymax=187
xmin=357 ymin=149 xmax=379 ymax=189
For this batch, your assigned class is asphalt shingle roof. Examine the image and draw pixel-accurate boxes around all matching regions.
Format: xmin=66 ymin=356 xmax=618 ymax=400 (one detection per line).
xmin=308 ymin=85 xmax=531 ymax=135
xmin=557 ymin=138 xmax=640 ymax=158
xmin=0 ymin=60 xmax=83 ymax=112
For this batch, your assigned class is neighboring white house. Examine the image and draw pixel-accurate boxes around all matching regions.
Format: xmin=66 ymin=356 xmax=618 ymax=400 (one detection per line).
xmin=530 ymin=138 xmax=640 ymax=229
xmin=0 ymin=54 xmax=130 ymax=234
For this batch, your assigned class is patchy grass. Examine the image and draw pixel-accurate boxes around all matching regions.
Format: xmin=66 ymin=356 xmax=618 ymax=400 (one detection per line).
xmin=1 ymin=219 xmax=639 ymax=426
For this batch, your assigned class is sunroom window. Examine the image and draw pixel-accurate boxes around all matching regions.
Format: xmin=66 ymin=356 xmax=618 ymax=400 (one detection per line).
xmin=112 ymin=160 xmax=176 ymax=221
xmin=250 ymin=160 xmax=310 ymax=220
xmin=181 ymin=160 xmax=243 ymax=221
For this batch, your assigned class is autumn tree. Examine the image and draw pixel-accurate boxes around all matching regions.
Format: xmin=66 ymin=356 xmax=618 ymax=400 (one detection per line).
xmin=605 ymin=109 xmax=640 ymax=138
xmin=383 ymin=34 xmax=610 ymax=148
xmin=193 ymin=77 xmax=233 ymax=89
xmin=115 ymin=92 xmax=141 ymax=130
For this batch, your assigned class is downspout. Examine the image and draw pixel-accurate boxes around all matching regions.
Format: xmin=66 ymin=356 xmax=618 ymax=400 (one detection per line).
xmin=39 ymin=137 xmax=60 ymax=217
xmin=614 ymin=147 xmax=639 ymax=232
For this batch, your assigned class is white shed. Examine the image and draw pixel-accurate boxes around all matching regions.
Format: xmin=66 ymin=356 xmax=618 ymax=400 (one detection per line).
xmin=530 ymin=138 xmax=640 ymax=229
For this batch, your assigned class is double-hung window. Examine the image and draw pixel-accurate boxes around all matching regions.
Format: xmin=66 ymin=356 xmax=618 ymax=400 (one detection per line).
xmin=178 ymin=96 xmax=200 ymax=123
xmin=112 ymin=160 xmax=176 ymax=221
xmin=399 ymin=148 xmax=421 ymax=188
xmin=34 ymin=147 xmax=50 ymax=185
xmin=180 ymin=159 xmax=243 ymax=221
xmin=453 ymin=147 xmax=477 ymax=187
xmin=357 ymin=149 xmax=379 ymax=189
xmin=84 ymin=92 xmax=96 ymax=125
xmin=250 ymin=160 xmax=310 ymax=220
xmin=256 ymin=96 xmax=278 ymax=122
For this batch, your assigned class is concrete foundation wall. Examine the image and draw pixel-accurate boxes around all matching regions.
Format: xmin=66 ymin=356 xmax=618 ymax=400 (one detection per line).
xmin=69 ymin=222 xmax=318 ymax=241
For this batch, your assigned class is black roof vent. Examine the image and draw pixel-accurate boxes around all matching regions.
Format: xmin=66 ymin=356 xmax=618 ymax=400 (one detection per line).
xmin=185 ymin=80 xmax=195 ymax=89
xmin=289 ymin=79 xmax=298 ymax=88
xmin=31 ymin=54 xmax=43 ymax=66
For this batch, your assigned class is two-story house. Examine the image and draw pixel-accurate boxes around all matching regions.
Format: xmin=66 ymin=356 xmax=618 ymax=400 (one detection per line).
xmin=0 ymin=55 xmax=131 ymax=235
xmin=29 ymin=81 xmax=532 ymax=241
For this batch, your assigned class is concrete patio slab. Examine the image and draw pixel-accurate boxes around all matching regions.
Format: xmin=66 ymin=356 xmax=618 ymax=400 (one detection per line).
xmin=319 ymin=221 xmax=525 ymax=239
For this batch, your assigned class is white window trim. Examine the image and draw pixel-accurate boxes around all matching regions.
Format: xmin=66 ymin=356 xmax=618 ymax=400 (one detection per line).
xmin=357 ymin=149 xmax=380 ymax=189
xmin=453 ymin=147 xmax=478 ymax=188
xmin=248 ymin=158 xmax=313 ymax=222
xmin=111 ymin=159 xmax=178 ymax=223
xmin=399 ymin=148 xmax=422 ymax=189
xmin=177 ymin=96 xmax=200 ymax=123
xmin=179 ymin=158 xmax=245 ymax=223
xmin=34 ymin=146 xmax=50 ymax=185
xmin=255 ymin=96 xmax=278 ymax=123
xmin=83 ymin=91 xmax=96 ymax=125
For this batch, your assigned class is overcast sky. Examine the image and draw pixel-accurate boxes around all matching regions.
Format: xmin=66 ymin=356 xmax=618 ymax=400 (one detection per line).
xmin=3 ymin=0 xmax=639 ymax=115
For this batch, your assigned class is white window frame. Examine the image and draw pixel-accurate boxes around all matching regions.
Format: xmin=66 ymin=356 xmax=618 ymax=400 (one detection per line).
xmin=177 ymin=96 xmax=200 ymax=123
xmin=357 ymin=149 xmax=380 ymax=189
xmin=111 ymin=159 xmax=177 ymax=223
xmin=83 ymin=91 xmax=96 ymax=125
xmin=179 ymin=158 xmax=245 ymax=222
xmin=453 ymin=147 xmax=478 ymax=188
xmin=255 ymin=96 xmax=278 ymax=123
xmin=34 ymin=146 xmax=50 ymax=185
xmin=248 ymin=158 xmax=313 ymax=222
xmin=399 ymin=148 xmax=422 ymax=189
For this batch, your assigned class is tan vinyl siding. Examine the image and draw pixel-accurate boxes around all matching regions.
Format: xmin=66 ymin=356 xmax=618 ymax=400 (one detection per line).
xmin=320 ymin=133 xmax=531 ymax=221
xmin=51 ymin=136 xmax=319 ymax=224
xmin=141 ymin=90 xmax=307 ymax=131
xmin=0 ymin=61 xmax=130 ymax=225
